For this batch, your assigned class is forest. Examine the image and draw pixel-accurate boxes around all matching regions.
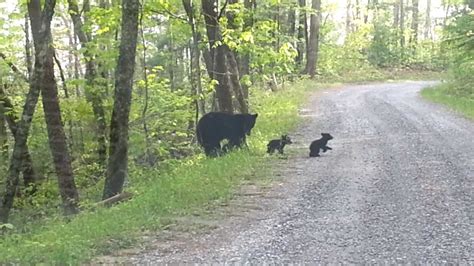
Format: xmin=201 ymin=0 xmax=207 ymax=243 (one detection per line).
xmin=0 ymin=0 xmax=472 ymax=263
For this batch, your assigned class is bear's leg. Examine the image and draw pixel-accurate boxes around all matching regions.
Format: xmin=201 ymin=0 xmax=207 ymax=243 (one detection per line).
xmin=204 ymin=141 xmax=221 ymax=157
xmin=309 ymin=148 xmax=320 ymax=157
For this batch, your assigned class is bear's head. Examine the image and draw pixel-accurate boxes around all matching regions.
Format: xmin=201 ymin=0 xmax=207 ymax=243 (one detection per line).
xmin=321 ymin=133 xmax=333 ymax=140
xmin=243 ymin=113 xmax=258 ymax=136
xmin=281 ymin=134 xmax=292 ymax=144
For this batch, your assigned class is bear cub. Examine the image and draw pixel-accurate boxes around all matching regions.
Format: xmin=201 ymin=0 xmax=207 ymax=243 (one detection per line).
xmin=309 ymin=133 xmax=333 ymax=157
xmin=267 ymin=135 xmax=293 ymax=155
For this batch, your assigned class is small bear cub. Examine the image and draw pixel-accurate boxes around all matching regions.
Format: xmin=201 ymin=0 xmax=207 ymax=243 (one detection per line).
xmin=267 ymin=135 xmax=293 ymax=155
xmin=309 ymin=133 xmax=333 ymax=157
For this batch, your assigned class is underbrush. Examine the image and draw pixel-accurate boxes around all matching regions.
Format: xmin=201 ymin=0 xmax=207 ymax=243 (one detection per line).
xmin=0 ymin=79 xmax=317 ymax=264
xmin=421 ymin=82 xmax=474 ymax=119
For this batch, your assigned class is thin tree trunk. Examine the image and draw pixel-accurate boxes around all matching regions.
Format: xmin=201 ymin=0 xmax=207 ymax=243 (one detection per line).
xmin=296 ymin=0 xmax=307 ymax=66
xmin=305 ymin=0 xmax=322 ymax=78
xmin=346 ymin=0 xmax=352 ymax=37
xmin=0 ymin=57 xmax=39 ymax=191
xmin=24 ymin=14 xmax=33 ymax=80
xmin=411 ymin=0 xmax=419 ymax=45
xmin=226 ymin=49 xmax=248 ymax=114
xmin=400 ymin=0 xmax=405 ymax=50
xmin=424 ymin=0 xmax=431 ymax=39
xmin=393 ymin=1 xmax=400 ymax=29
xmin=139 ymin=5 xmax=153 ymax=163
xmin=67 ymin=0 xmax=107 ymax=167
xmin=355 ymin=0 xmax=361 ymax=20
xmin=0 ymin=91 xmax=7 ymax=159
xmin=183 ymin=0 xmax=205 ymax=115
xmin=102 ymin=0 xmax=139 ymax=199
xmin=364 ymin=0 xmax=371 ymax=24
xmin=226 ymin=0 xmax=248 ymax=113
xmin=240 ymin=0 xmax=254 ymax=99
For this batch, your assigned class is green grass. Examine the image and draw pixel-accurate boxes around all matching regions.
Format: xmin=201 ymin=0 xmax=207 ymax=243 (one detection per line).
xmin=0 ymin=79 xmax=320 ymax=264
xmin=421 ymin=83 xmax=474 ymax=119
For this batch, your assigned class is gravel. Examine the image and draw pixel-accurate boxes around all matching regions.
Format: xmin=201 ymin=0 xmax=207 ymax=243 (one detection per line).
xmin=121 ymin=81 xmax=474 ymax=264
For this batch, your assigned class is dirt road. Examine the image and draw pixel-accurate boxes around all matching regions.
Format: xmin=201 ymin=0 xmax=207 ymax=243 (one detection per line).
xmin=124 ymin=81 xmax=473 ymax=263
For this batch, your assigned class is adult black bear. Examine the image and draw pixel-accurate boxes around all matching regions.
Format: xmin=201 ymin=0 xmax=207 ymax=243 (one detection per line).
xmin=309 ymin=133 xmax=333 ymax=157
xmin=196 ymin=112 xmax=258 ymax=157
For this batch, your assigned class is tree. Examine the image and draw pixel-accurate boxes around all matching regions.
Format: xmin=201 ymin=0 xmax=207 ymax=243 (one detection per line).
xmin=411 ymin=0 xmax=419 ymax=45
xmin=0 ymin=53 xmax=39 ymax=191
xmin=67 ymin=0 xmax=108 ymax=168
xmin=102 ymin=0 xmax=140 ymax=199
xmin=183 ymin=0 xmax=205 ymax=116
xmin=400 ymin=0 xmax=405 ymax=49
xmin=305 ymin=0 xmax=322 ymax=78
xmin=424 ymin=0 xmax=431 ymax=39
xmin=202 ymin=0 xmax=233 ymax=113
xmin=296 ymin=0 xmax=308 ymax=66
xmin=1 ymin=0 xmax=79 ymax=221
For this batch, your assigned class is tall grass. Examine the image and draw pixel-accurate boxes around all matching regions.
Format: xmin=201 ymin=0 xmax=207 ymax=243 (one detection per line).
xmin=0 ymin=80 xmax=319 ymax=264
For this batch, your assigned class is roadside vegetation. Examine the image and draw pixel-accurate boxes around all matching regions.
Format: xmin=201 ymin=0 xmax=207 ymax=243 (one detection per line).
xmin=421 ymin=9 xmax=473 ymax=119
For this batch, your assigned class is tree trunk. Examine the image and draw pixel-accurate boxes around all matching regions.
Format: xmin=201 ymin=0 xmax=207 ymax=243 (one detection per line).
xmin=240 ymin=0 xmax=254 ymax=99
xmin=1 ymin=0 xmax=59 ymax=222
xmin=102 ymin=0 xmax=139 ymax=199
xmin=41 ymin=37 xmax=79 ymax=215
xmin=296 ymin=0 xmax=308 ymax=67
xmin=0 ymin=92 xmax=7 ymax=159
xmin=400 ymin=0 xmax=405 ymax=50
xmin=24 ymin=14 xmax=33 ymax=80
xmin=226 ymin=0 xmax=248 ymax=113
xmin=364 ymin=0 xmax=371 ymax=24
xmin=393 ymin=1 xmax=400 ymax=29
xmin=202 ymin=0 xmax=233 ymax=113
xmin=411 ymin=0 xmax=419 ymax=45
xmin=346 ymin=0 xmax=352 ymax=37
xmin=0 ymin=86 xmax=38 ymax=191
xmin=305 ymin=0 xmax=322 ymax=78
xmin=226 ymin=49 xmax=248 ymax=114
xmin=67 ymin=0 xmax=107 ymax=167
xmin=183 ymin=0 xmax=205 ymax=116
xmin=214 ymin=45 xmax=233 ymax=113
xmin=424 ymin=0 xmax=431 ymax=39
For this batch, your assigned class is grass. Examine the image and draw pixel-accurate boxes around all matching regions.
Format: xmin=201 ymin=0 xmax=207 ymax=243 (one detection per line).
xmin=421 ymin=83 xmax=474 ymax=119
xmin=0 ymin=79 xmax=319 ymax=264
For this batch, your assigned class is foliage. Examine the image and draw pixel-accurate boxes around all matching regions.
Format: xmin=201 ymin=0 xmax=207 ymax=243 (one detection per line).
xmin=442 ymin=11 xmax=474 ymax=98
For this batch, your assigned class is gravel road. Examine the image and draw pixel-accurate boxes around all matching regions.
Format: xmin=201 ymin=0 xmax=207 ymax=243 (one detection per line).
xmin=122 ymin=81 xmax=473 ymax=264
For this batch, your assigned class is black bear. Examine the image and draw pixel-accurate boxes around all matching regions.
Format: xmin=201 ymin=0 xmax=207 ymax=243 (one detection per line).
xmin=196 ymin=112 xmax=258 ymax=157
xmin=267 ymin=135 xmax=293 ymax=155
xmin=309 ymin=133 xmax=333 ymax=157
